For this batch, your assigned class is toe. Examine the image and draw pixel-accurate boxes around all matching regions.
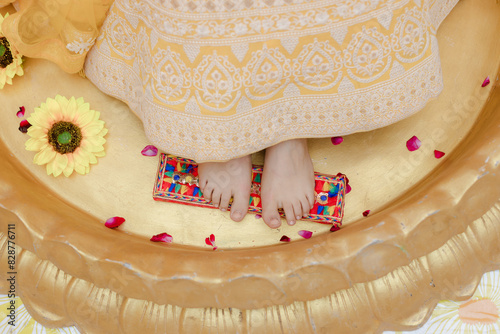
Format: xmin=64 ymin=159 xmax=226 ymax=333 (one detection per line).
xmin=262 ymin=199 xmax=281 ymax=228
xmin=283 ymin=202 xmax=296 ymax=226
xmin=306 ymin=191 xmax=315 ymax=208
xmin=300 ymin=197 xmax=311 ymax=217
xmin=202 ymin=184 xmax=214 ymax=201
xmin=219 ymin=191 xmax=232 ymax=212
xmin=211 ymin=189 xmax=222 ymax=208
xmin=198 ymin=178 xmax=208 ymax=193
xmin=230 ymin=191 xmax=250 ymax=222
xmin=292 ymin=200 xmax=303 ymax=221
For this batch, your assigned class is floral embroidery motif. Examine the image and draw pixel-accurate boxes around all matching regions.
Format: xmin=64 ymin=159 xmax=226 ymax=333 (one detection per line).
xmin=193 ymin=51 xmax=242 ymax=112
xmin=243 ymin=44 xmax=291 ymax=100
xmin=293 ymin=39 xmax=343 ymax=91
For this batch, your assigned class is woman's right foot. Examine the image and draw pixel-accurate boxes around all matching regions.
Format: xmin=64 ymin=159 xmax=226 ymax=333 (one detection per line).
xmin=198 ymin=155 xmax=253 ymax=222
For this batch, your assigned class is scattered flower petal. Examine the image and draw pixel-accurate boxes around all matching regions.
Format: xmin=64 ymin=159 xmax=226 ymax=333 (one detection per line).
xmin=330 ymin=225 xmax=341 ymax=232
xmin=280 ymin=235 xmax=291 ymax=242
xmin=346 ymin=183 xmax=352 ymax=194
xmin=406 ymin=135 xmax=421 ymax=152
xmin=205 ymin=234 xmax=217 ymax=250
xmin=434 ymin=150 xmax=445 ymax=159
xmin=16 ymin=106 xmax=25 ymax=118
xmin=298 ymin=230 xmax=313 ymax=239
xmin=255 ymin=214 xmax=262 ymax=219
xmin=18 ymin=119 xmax=31 ymax=133
xmin=141 ymin=145 xmax=158 ymax=157
xmin=482 ymin=76 xmax=490 ymax=87
xmin=150 ymin=232 xmax=173 ymax=243
xmin=105 ymin=216 xmax=125 ymax=228
xmin=331 ymin=136 xmax=344 ymax=145
xmin=363 ymin=210 xmax=371 ymax=217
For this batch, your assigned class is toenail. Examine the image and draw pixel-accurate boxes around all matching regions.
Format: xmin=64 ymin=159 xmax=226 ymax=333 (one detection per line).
xmin=232 ymin=211 xmax=242 ymax=219
xmin=221 ymin=208 xmax=226 ymax=212
xmin=296 ymin=215 xmax=301 ymax=220
xmin=289 ymin=220 xmax=296 ymax=226
xmin=271 ymin=218 xmax=279 ymax=226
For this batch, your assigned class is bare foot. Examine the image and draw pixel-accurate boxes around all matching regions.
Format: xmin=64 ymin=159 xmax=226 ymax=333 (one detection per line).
xmin=198 ymin=155 xmax=252 ymax=222
xmin=261 ymin=139 xmax=316 ymax=228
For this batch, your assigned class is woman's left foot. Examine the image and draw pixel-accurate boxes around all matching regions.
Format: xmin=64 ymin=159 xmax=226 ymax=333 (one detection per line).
xmin=261 ymin=138 xmax=316 ymax=228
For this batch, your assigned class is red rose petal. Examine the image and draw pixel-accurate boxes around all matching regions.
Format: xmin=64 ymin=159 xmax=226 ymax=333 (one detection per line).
xmin=150 ymin=232 xmax=173 ymax=243
xmin=331 ymin=136 xmax=344 ymax=145
xmin=105 ymin=216 xmax=125 ymax=228
xmin=18 ymin=119 xmax=31 ymax=133
xmin=298 ymin=230 xmax=313 ymax=239
xmin=482 ymin=76 xmax=490 ymax=87
xmin=406 ymin=135 xmax=421 ymax=152
xmin=362 ymin=210 xmax=371 ymax=217
xmin=16 ymin=106 xmax=25 ymax=118
xmin=434 ymin=150 xmax=445 ymax=159
xmin=280 ymin=235 xmax=291 ymax=242
xmin=330 ymin=225 xmax=340 ymax=232
xmin=205 ymin=234 xmax=217 ymax=250
xmin=141 ymin=145 xmax=158 ymax=157
xmin=345 ymin=183 xmax=352 ymax=194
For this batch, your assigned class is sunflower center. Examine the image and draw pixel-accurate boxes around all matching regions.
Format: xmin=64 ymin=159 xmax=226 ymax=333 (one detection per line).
xmin=57 ymin=131 xmax=72 ymax=144
xmin=48 ymin=121 xmax=82 ymax=154
xmin=0 ymin=37 xmax=14 ymax=68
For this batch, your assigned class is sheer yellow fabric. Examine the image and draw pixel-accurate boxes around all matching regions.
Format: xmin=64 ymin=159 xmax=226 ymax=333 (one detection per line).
xmin=0 ymin=0 xmax=113 ymax=73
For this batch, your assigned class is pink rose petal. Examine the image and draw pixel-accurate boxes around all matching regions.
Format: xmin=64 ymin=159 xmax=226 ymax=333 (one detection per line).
xmin=105 ymin=216 xmax=125 ymax=228
xmin=205 ymin=234 xmax=217 ymax=250
xmin=16 ymin=106 xmax=25 ymax=118
xmin=330 ymin=225 xmax=340 ymax=232
xmin=150 ymin=232 xmax=173 ymax=243
xmin=345 ymin=183 xmax=352 ymax=194
xmin=18 ymin=119 xmax=31 ymax=133
xmin=362 ymin=210 xmax=370 ymax=217
xmin=280 ymin=235 xmax=291 ymax=242
xmin=482 ymin=76 xmax=490 ymax=87
xmin=434 ymin=150 xmax=445 ymax=159
xmin=298 ymin=230 xmax=313 ymax=239
xmin=255 ymin=214 xmax=262 ymax=219
xmin=406 ymin=135 xmax=421 ymax=152
xmin=331 ymin=136 xmax=344 ymax=145
xmin=141 ymin=145 xmax=158 ymax=157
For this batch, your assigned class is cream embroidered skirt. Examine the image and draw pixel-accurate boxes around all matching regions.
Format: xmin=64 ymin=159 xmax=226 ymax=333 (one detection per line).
xmin=3 ymin=0 xmax=459 ymax=162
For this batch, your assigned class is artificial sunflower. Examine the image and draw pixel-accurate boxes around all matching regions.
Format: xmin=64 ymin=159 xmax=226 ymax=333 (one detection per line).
xmin=0 ymin=13 xmax=23 ymax=89
xmin=25 ymin=95 xmax=108 ymax=177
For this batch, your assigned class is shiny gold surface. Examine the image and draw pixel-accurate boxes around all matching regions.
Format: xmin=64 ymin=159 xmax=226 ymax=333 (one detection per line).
xmin=0 ymin=0 xmax=499 ymax=333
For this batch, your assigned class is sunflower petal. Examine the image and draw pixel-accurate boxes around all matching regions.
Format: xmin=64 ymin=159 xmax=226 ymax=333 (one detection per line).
xmin=64 ymin=96 xmax=78 ymax=122
xmin=73 ymin=148 xmax=90 ymax=167
xmin=27 ymin=110 xmax=51 ymax=129
xmin=74 ymin=163 xmax=86 ymax=175
xmin=46 ymin=97 xmax=63 ymax=122
xmin=75 ymin=109 xmax=96 ymax=128
xmin=34 ymin=146 xmax=57 ymax=165
xmin=82 ymin=122 xmax=105 ymax=138
xmin=26 ymin=125 xmax=47 ymax=138
xmin=25 ymin=137 xmax=49 ymax=151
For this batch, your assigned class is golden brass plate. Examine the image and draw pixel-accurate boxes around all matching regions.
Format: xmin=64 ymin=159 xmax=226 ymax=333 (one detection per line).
xmin=0 ymin=0 xmax=499 ymax=333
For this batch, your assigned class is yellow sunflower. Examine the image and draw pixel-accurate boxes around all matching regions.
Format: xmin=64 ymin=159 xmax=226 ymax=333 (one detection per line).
xmin=0 ymin=13 xmax=23 ymax=89
xmin=25 ymin=95 xmax=108 ymax=177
